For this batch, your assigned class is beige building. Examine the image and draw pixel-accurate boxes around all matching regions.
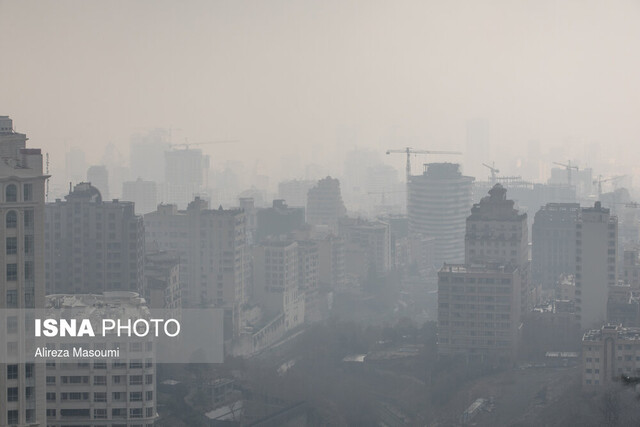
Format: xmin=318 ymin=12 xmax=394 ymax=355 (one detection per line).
xmin=437 ymin=264 xmax=521 ymax=364
xmin=582 ymin=324 xmax=640 ymax=387
xmin=0 ymin=115 xmax=47 ymax=426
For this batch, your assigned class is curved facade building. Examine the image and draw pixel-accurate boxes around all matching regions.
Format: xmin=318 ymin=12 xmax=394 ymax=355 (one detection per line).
xmin=408 ymin=163 xmax=473 ymax=267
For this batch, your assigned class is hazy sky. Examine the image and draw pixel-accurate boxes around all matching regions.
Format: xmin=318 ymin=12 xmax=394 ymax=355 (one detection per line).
xmin=1 ymin=0 xmax=639 ymax=183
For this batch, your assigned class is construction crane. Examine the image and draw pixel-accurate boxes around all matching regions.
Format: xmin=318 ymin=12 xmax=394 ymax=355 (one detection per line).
xmin=553 ymin=161 xmax=579 ymax=187
xmin=593 ymin=175 xmax=625 ymax=199
xmin=170 ymin=138 xmax=238 ymax=150
xmin=386 ymin=147 xmax=462 ymax=183
xmin=482 ymin=162 xmax=500 ymax=185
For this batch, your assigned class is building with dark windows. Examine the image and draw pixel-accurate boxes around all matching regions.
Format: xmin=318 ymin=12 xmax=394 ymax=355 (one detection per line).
xmin=44 ymin=183 xmax=144 ymax=295
xmin=532 ymin=203 xmax=579 ymax=289
xmin=576 ymin=202 xmax=618 ymax=330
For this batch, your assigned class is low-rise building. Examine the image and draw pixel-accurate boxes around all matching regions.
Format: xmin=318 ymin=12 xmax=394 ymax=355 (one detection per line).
xmin=582 ymin=324 xmax=640 ymax=387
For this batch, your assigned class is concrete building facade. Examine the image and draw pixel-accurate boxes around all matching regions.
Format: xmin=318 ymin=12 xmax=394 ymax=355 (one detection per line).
xmin=408 ymin=163 xmax=473 ymax=267
xmin=437 ymin=264 xmax=521 ymax=364
xmin=465 ymin=184 xmax=531 ymax=312
xmin=44 ymin=293 xmax=157 ymax=426
xmin=576 ymin=202 xmax=618 ymax=330
xmin=44 ymin=183 xmax=145 ymax=295
xmin=582 ymin=324 xmax=640 ymax=387
xmin=144 ymin=198 xmax=249 ymax=338
xmin=532 ymin=203 xmax=579 ymax=289
xmin=0 ymin=115 xmax=47 ymax=426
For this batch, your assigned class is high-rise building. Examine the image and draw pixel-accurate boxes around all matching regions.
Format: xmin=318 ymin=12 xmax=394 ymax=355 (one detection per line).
xmin=164 ymin=148 xmax=209 ymax=209
xmin=122 ymin=178 xmax=158 ymax=215
xmin=44 ymin=293 xmax=157 ymax=426
xmin=576 ymin=202 xmax=618 ymax=329
xmin=532 ymin=203 xmax=579 ymax=289
xmin=144 ymin=249 xmax=181 ymax=313
xmin=306 ymin=176 xmax=346 ymax=233
xmin=44 ymin=183 xmax=145 ymax=295
xmin=408 ymin=163 xmax=473 ymax=266
xmin=437 ymin=264 xmax=521 ymax=364
xmin=252 ymin=241 xmax=305 ymax=331
xmin=129 ymin=128 xmax=171 ymax=183
xmin=277 ymin=179 xmax=316 ymax=208
xmin=339 ymin=217 xmax=391 ymax=279
xmin=465 ymin=184 xmax=531 ymax=311
xmin=87 ymin=165 xmax=110 ymax=200
xmin=622 ymin=247 xmax=640 ymax=287
xmin=0 ymin=115 xmax=47 ymax=426
xmin=144 ymin=198 xmax=249 ymax=337
xmin=256 ymin=200 xmax=305 ymax=243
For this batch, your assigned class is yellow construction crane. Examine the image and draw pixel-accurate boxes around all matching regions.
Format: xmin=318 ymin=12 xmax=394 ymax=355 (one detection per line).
xmin=170 ymin=138 xmax=238 ymax=150
xmin=553 ymin=161 xmax=579 ymax=187
xmin=386 ymin=147 xmax=462 ymax=183
xmin=482 ymin=162 xmax=500 ymax=185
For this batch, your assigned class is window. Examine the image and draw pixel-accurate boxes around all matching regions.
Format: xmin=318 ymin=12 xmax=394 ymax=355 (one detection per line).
xmin=5 ymin=184 xmax=17 ymax=202
xmin=146 ymin=391 xmax=153 ymax=401
xmin=24 ymin=209 xmax=33 ymax=228
xmin=94 ymin=408 xmax=107 ymax=419
xmin=6 ymin=211 xmax=17 ymax=228
xmin=24 ymin=261 xmax=33 ymax=280
xmin=94 ymin=376 xmax=107 ymax=385
xmin=23 ymin=183 xmax=32 ymax=201
xmin=6 ymin=237 xmax=17 ymax=254
xmin=6 ymin=290 xmax=17 ymax=308
xmin=146 ymin=407 xmax=154 ymax=417
xmin=145 ymin=374 xmax=153 ymax=385
xmin=24 ymin=235 xmax=33 ymax=254
xmin=94 ymin=392 xmax=107 ymax=402
xmin=130 ymin=375 xmax=143 ymax=385
xmin=7 ymin=364 xmax=18 ymax=379
xmin=46 ymin=376 xmax=56 ymax=385
xmin=6 ymin=263 xmax=17 ymax=281
xmin=7 ymin=387 xmax=18 ymax=401
xmin=130 ymin=391 xmax=143 ymax=401
xmin=25 ymin=363 xmax=33 ymax=378
xmin=7 ymin=410 xmax=18 ymax=424
xmin=130 ymin=408 xmax=143 ymax=419
xmin=46 ymin=409 xmax=56 ymax=417
xmin=6 ymin=316 xmax=17 ymax=334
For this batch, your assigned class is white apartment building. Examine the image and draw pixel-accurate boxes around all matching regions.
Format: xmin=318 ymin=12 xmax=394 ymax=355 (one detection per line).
xmin=0 ymin=115 xmax=47 ymax=426
xmin=44 ymin=293 xmax=156 ymax=427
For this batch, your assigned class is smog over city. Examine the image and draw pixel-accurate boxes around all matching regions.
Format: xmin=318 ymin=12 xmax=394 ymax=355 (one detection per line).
xmin=1 ymin=1 xmax=640 ymax=426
